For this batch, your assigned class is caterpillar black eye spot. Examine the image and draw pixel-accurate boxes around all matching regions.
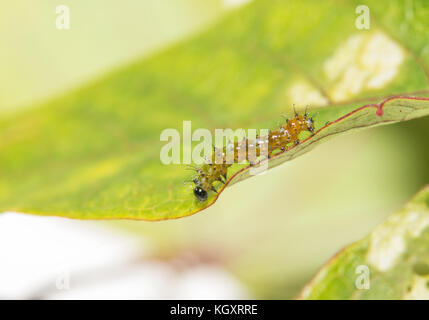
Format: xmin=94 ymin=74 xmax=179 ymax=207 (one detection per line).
xmin=193 ymin=187 xmax=208 ymax=202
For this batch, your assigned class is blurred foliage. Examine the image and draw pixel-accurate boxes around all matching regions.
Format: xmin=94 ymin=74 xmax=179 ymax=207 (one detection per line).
xmin=1 ymin=0 xmax=429 ymax=220
xmin=299 ymin=185 xmax=429 ymax=299
xmin=0 ymin=0 xmax=224 ymax=112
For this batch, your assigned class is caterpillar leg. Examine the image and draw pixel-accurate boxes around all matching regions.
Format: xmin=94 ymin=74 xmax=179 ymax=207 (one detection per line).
xmin=218 ymin=176 xmax=225 ymax=184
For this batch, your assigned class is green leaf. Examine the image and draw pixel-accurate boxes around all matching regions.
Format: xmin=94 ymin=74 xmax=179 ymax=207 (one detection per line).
xmin=1 ymin=0 xmax=429 ymax=220
xmin=228 ymin=97 xmax=429 ymax=187
xmin=298 ymin=185 xmax=429 ymax=300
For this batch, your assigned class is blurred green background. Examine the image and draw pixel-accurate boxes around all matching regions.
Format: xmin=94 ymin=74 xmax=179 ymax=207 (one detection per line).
xmin=1 ymin=0 xmax=429 ymax=299
xmin=0 ymin=0 xmax=225 ymax=113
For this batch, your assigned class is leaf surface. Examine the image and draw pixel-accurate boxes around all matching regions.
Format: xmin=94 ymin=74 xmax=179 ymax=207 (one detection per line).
xmin=1 ymin=0 xmax=429 ymax=220
xmin=298 ymin=185 xmax=429 ymax=300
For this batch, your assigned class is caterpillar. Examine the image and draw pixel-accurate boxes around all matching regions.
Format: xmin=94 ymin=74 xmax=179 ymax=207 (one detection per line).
xmin=189 ymin=109 xmax=315 ymax=201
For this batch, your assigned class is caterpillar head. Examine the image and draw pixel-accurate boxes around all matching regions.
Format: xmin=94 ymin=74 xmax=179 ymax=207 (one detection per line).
xmin=193 ymin=186 xmax=208 ymax=202
xmin=305 ymin=116 xmax=315 ymax=133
